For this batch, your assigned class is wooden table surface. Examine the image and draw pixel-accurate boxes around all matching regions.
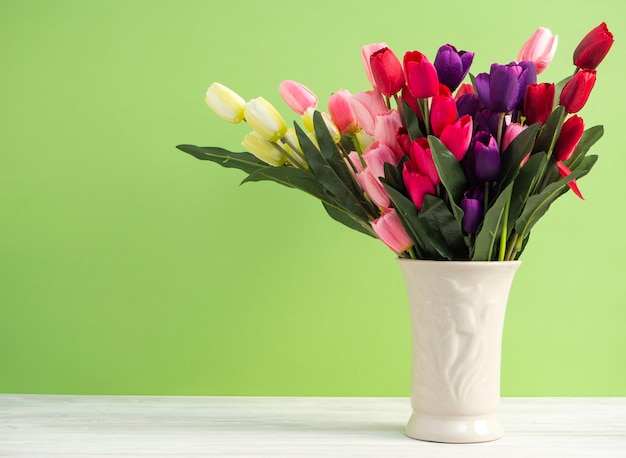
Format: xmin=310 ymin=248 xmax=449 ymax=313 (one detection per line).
xmin=1 ymin=395 xmax=625 ymax=457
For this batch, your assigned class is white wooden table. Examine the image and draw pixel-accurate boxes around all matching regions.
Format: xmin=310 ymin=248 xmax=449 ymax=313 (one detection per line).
xmin=0 ymin=395 xmax=625 ymax=457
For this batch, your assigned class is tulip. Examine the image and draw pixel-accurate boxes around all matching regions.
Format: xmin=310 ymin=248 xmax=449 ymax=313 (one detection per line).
xmin=524 ymin=83 xmax=555 ymax=125
xmin=461 ymin=191 xmax=483 ymax=234
xmin=472 ymin=131 xmax=501 ymax=182
xmin=439 ymin=114 xmax=473 ymax=161
xmin=403 ymin=51 xmax=439 ymax=99
xmin=400 ymin=85 xmax=421 ymax=119
xmin=244 ymin=97 xmax=288 ymax=142
xmin=344 ymin=150 xmax=364 ymax=175
xmin=350 ymin=90 xmax=387 ymax=136
xmin=409 ymin=137 xmax=440 ymax=186
xmin=362 ymin=43 xmax=389 ymax=87
xmin=362 ymin=141 xmax=398 ymax=178
xmin=475 ymin=62 xmax=536 ymax=113
xmin=517 ymin=27 xmax=558 ymax=74
xmin=556 ymin=161 xmax=584 ymax=200
xmin=356 ymin=167 xmax=391 ymax=208
xmin=456 ymin=93 xmax=481 ymax=118
xmin=455 ymin=83 xmax=474 ymax=99
xmin=434 ymin=44 xmax=474 ymax=92
xmin=502 ymin=122 xmax=527 ymax=151
xmin=370 ymin=208 xmax=414 ymax=254
xmin=374 ymin=110 xmax=403 ymax=159
xmin=437 ymin=83 xmax=452 ymax=97
xmin=430 ymin=95 xmax=458 ymax=137
xmin=370 ymin=47 xmax=405 ymax=97
xmin=554 ymin=115 xmax=584 ymax=161
xmin=573 ymin=22 xmax=614 ymax=70
xmin=205 ymin=82 xmax=246 ymax=123
xmin=559 ymin=70 xmax=596 ymax=114
xmin=279 ymin=80 xmax=318 ymax=115
xmin=301 ymin=108 xmax=341 ymax=143
xmin=403 ymin=162 xmax=437 ymax=210
xmin=241 ymin=131 xmax=286 ymax=167
xmin=328 ymin=90 xmax=359 ymax=135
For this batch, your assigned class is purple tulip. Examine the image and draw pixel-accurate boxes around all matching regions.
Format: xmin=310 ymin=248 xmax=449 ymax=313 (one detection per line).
xmin=474 ymin=109 xmax=502 ymax=139
xmin=475 ymin=62 xmax=536 ymax=113
xmin=461 ymin=191 xmax=483 ymax=234
xmin=456 ymin=93 xmax=481 ymax=118
xmin=434 ymin=44 xmax=474 ymax=92
xmin=472 ymin=131 xmax=501 ymax=182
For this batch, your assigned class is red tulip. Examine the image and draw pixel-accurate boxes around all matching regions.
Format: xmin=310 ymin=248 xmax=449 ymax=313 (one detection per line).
xmin=556 ymin=161 xmax=584 ymax=200
xmin=370 ymin=208 xmax=414 ymax=253
xmin=455 ymin=83 xmax=474 ymax=99
xmin=370 ymin=47 xmax=405 ymax=97
xmin=362 ymin=43 xmax=388 ymax=87
xmin=403 ymin=51 xmax=439 ymax=99
xmin=524 ymin=83 xmax=555 ymax=125
xmin=403 ymin=161 xmax=437 ymax=210
xmin=573 ymin=22 xmax=614 ymax=70
xmin=328 ymin=90 xmax=359 ymax=135
xmin=439 ymin=114 xmax=473 ymax=161
xmin=409 ymin=137 xmax=440 ymax=186
xmin=430 ymin=95 xmax=458 ymax=137
xmin=559 ymin=70 xmax=596 ymax=114
xmin=554 ymin=115 xmax=584 ymax=161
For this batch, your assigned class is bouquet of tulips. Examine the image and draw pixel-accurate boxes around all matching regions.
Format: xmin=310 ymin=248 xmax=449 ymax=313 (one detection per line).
xmin=178 ymin=23 xmax=613 ymax=261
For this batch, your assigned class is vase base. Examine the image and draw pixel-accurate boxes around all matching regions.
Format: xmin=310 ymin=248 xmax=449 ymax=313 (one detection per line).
xmin=406 ymin=412 xmax=503 ymax=443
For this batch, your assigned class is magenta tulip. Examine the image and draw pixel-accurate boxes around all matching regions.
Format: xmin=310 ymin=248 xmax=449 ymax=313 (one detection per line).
xmin=430 ymin=95 xmax=458 ymax=137
xmin=403 ymin=51 xmax=439 ymax=99
xmin=517 ymin=27 xmax=558 ymax=74
xmin=524 ymin=83 xmax=555 ymax=125
xmin=559 ymin=70 xmax=596 ymax=114
xmin=439 ymin=114 xmax=473 ymax=161
xmin=370 ymin=47 xmax=405 ymax=97
xmin=573 ymin=22 xmax=614 ymax=70
xmin=328 ymin=90 xmax=359 ymax=135
xmin=554 ymin=115 xmax=584 ymax=161
xmin=409 ymin=137 xmax=440 ymax=186
xmin=403 ymin=162 xmax=437 ymax=210
xmin=370 ymin=208 xmax=414 ymax=253
xmin=279 ymin=80 xmax=318 ymax=115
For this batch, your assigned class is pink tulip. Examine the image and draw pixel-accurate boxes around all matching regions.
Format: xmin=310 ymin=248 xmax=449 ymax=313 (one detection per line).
xmin=361 ymin=43 xmax=388 ymax=87
xmin=362 ymin=141 xmax=398 ymax=177
xmin=410 ymin=137 xmax=440 ymax=186
xmin=556 ymin=161 xmax=584 ymax=200
xmin=439 ymin=114 xmax=473 ymax=161
xmin=403 ymin=161 xmax=437 ymax=210
xmin=371 ymin=208 xmax=414 ymax=253
xmin=502 ymin=122 xmax=527 ymax=151
xmin=517 ymin=27 xmax=558 ymax=74
xmin=430 ymin=95 xmax=458 ymax=137
xmin=356 ymin=167 xmax=391 ymax=208
xmin=374 ymin=110 xmax=403 ymax=159
xmin=403 ymin=51 xmax=439 ymax=99
xmin=328 ymin=90 xmax=359 ymax=135
xmin=279 ymin=80 xmax=318 ymax=115
xmin=344 ymin=150 xmax=364 ymax=175
xmin=554 ymin=115 xmax=584 ymax=161
xmin=370 ymin=47 xmax=405 ymax=97
xmin=350 ymin=90 xmax=387 ymax=135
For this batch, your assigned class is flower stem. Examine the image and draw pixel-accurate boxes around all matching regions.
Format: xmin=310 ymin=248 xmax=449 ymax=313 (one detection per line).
xmin=498 ymin=190 xmax=511 ymax=261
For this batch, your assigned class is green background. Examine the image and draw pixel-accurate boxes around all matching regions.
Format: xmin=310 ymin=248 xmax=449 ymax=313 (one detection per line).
xmin=1 ymin=0 xmax=624 ymax=396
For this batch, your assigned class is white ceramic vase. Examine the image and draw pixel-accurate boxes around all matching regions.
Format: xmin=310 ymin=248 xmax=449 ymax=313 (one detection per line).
xmin=397 ymin=259 xmax=521 ymax=443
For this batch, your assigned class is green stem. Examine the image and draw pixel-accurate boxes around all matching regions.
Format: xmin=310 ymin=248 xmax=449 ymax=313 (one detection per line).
xmin=505 ymin=231 xmax=519 ymax=261
xmin=498 ymin=190 xmax=512 ymax=261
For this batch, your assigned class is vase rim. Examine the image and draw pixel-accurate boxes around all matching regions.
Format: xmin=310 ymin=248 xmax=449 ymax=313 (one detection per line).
xmin=396 ymin=259 xmax=521 ymax=266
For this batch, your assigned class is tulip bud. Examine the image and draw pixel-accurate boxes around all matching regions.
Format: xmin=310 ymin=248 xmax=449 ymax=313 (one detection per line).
xmin=439 ymin=114 xmax=473 ymax=161
xmin=430 ymin=95 xmax=458 ymax=137
xmin=573 ymin=22 xmax=614 ymax=70
xmin=370 ymin=47 xmax=405 ymax=97
xmin=559 ymin=70 xmax=596 ymax=114
xmin=403 ymin=51 xmax=439 ymax=99
xmin=362 ymin=141 xmax=398 ymax=177
xmin=244 ymin=97 xmax=288 ymax=142
xmin=279 ymin=80 xmax=318 ymax=115
xmin=370 ymin=208 xmax=414 ymax=254
xmin=455 ymin=83 xmax=475 ymax=99
xmin=374 ymin=110 xmax=403 ymax=159
xmin=475 ymin=62 xmax=535 ymax=113
xmin=461 ymin=191 xmax=483 ymax=234
xmin=361 ymin=43 xmax=389 ymax=87
xmin=241 ymin=131 xmax=286 ymax=167
xmin=472 ymin=131 xmax=501 ymax=182
xmin=502 ymin=122 xmax=527 ymax=151
xmin=328 ymin=90 xmax=359 ymax=135
xmin=554 ymin=115 xmax=584 ymax=161
xmin=205 ymin=82 xmax=246 ymax=123
xmin=350 ymin=90 xmax=387 ymax=135
xmin=409 ymin=137 xmax=440 ymax=186
xmin=517 ymin=27 xmax=558 ymax=74
xmin=434 ymin=44 xmax=474 ymax=92
xmin=402 ymin=161 xmax=437 ymax=210
xmin=524 ymin=83 xmax=555 ymax=125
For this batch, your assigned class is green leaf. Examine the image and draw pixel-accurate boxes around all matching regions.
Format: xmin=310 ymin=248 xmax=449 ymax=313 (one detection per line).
xmin=507 ymin=152 xmax=547 ymax=233
xmin=496 ymin=123 xmax=540 ymax=195
xmin=242 ymin=166 xmax=332 ymax=203
xmin=419 ymin=195 xmax=467 ymax=260
xmin=533 ymin=106 xmax=565 ymax=155
xmin=565 ymin=125 xmax=604 ymax=171
xmin=514 ymin=155 xmax=598 ymax=239
xmin=294 ymin=121 xmax=371 ymax=220
xmin=322 ymin=202 xmax=376 ymax=238
xmin=554 ymin=76 xmax=572 ymax=103
xmin=403 ymin=100 xmax=424 ymax=140
xmin=428 ymin=135 xmax=466 ymax=226
xmin=176 ymin=145 xmax=268 ymax=174
xmin=383 ymin=157 xmax=408 ymax=194
xmin=472 ymin=182 xmax=514 ymax=261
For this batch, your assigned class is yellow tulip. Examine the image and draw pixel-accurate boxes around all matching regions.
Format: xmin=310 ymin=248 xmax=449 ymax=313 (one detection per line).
xmin=244 ymin=97 xmax=287 ymax=142
xmin=205 ymin=82 xmax=246 ymax=123
xmin=241 ymin=131 xmax=286 ymax=167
